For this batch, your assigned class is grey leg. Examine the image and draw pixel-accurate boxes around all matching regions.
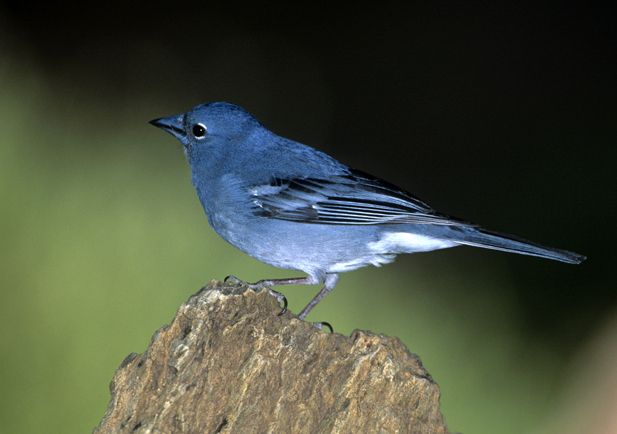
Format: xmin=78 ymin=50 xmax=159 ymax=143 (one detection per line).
xmin=249 ymin=276 xmax=317 ymax=288
xmin=298 ymin=274 xmax=339 ymax=320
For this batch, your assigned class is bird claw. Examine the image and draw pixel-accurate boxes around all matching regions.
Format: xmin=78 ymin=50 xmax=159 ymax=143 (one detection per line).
xmin=268 ymin=289 xmax=288 ymax=316
xmin=312 ymin=321 xmax=334 ymax=333
xmin=223 ymin=275 xmax=243 ymax=285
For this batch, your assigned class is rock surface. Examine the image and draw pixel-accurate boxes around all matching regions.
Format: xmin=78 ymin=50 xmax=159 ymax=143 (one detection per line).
xmin=95 ymin=280 xmax=449 ymax=433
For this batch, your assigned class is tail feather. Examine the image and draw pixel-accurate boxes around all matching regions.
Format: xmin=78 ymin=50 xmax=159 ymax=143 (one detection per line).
xmin=454 ymin=228 xmax=586 ymax=264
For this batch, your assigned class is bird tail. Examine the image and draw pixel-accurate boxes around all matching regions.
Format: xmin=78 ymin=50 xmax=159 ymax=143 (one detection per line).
xmin=454 ymin=227 xmax=586 ymax=264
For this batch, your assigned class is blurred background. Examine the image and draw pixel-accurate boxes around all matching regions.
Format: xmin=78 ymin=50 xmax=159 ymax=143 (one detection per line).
xmin=0 ymin=2 xmax=615 ymax=433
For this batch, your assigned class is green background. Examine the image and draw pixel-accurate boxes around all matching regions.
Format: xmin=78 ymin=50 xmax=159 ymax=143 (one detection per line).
xmin=1 ymin=3 xmax=615 ymax=433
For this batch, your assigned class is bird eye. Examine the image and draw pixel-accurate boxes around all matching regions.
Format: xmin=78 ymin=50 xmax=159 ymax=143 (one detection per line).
xmin=192 ymin=123 xmax=207 ymax=139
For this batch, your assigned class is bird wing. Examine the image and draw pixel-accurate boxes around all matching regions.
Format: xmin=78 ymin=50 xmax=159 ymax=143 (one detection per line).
xmin=249 ymin=169 xmax=471 ymax=226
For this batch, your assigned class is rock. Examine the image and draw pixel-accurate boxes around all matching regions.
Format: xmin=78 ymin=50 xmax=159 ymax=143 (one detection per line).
xmin=95 ymin=280 xmax=449 ymax=433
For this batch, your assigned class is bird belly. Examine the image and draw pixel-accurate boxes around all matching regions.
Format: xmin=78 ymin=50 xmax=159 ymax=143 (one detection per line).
xmin=208 ymin=211 xmax=390 ymax=275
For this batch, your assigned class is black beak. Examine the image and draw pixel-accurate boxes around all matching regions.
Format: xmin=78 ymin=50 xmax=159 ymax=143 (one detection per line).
xmin=149 ymin=114 xmax=186 ymax=140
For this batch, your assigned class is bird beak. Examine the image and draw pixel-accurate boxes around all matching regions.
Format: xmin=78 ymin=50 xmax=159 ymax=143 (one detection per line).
xmin=149 ymin=114 xmax=186 ymax=141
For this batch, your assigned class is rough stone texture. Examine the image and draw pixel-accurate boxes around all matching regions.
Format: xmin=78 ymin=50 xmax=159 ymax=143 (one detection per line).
xmin=95 ymin=280 xmax=449 ymax=434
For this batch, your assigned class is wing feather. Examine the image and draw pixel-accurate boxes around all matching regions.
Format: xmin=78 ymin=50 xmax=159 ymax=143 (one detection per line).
xmin=250 ymin=169 xmax=470 ymax=227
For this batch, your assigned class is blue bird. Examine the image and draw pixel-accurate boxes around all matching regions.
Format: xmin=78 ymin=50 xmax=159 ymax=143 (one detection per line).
xmin=150 ymin=102 xmax=585 ymax=322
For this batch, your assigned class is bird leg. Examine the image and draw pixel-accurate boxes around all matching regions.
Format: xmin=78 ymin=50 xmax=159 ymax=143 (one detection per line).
xmin=248 ymin=276 xmax=317 ymax=288
xmin=223 ymin=274 xmax=338 ymax=324
xmin=298 ymin=274 xmax=339 ymax=320
xmin=224 ymin=275 xmax=317 ymax=316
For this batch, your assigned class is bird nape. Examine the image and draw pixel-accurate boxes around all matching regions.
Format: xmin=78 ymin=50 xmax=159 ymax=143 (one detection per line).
xmin=150 ymin=101 xmax=585 ymax=326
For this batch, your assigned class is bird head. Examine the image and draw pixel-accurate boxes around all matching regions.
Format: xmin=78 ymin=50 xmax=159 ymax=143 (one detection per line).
xmin=149 ymin=102 xmax=262 ymax=152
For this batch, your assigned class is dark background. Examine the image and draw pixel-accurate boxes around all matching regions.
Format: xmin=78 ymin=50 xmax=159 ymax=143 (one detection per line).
xmin=1 ymin=2 xmax=615 ymax=433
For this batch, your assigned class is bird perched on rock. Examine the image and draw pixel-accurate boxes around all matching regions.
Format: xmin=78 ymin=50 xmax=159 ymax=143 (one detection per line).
xmin=150 ymin=102 xmax=585 ymax=323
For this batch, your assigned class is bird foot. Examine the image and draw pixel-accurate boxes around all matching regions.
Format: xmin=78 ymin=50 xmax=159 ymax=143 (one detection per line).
xmin=223 ymin=275 xmax=287 ymax=315
xmin=311 ymin=321 xmax=334 ymax=333
xmin=268 ymin=289 xmax=288 ymax=316
xmin=223 ymin=274 xmax=244 ymax=285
